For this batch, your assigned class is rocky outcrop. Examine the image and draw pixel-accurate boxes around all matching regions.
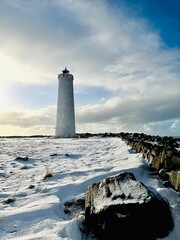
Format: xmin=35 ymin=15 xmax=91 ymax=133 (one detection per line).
xmin=85 ymin=172 xmax=174 ymax=240
xmin=119 ymin=133 xmax=180 ymax=192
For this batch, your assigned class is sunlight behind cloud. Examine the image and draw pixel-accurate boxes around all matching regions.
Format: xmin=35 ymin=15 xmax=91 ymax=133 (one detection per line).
xmin=0 ymin=106 xmax=56 ymax=136
xmin=0 ymin=52 xmax=52 ymax=85
xmin=0 ymin=82 xmax=12 ymax=109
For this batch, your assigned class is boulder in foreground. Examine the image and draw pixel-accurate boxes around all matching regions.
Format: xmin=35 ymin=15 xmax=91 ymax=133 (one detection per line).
xmin=85 ymin=172 xmax=174 ymax=240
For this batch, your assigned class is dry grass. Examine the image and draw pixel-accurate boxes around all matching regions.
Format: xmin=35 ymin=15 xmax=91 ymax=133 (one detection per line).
xmin=3 ymin=197 xmax=16 ymax=204
xmin=43 ymin=172 xmax=53 ymax=180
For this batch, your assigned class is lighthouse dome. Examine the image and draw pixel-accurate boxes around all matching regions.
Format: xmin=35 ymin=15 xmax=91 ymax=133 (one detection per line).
xmin=62 ymin=67 xmax=69 ymax=74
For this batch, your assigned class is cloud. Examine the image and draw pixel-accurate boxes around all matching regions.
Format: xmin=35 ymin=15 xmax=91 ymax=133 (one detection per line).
xmin=0 ymin=0 xmax=179 ymax=96
xmin=76 ymin=92 xmax=180 ymax=125
xmin=0 ymin=0 xmax=166 ymax=86
xmin=0 ymin=94 xmax=179 ymax=136
xmin=105 ymin=50 xmax=180 ymax=89
xmin=170 ymin=122 xmax=177 ymax=130
xmin=0 ymin=106 xmax=56 ymax=128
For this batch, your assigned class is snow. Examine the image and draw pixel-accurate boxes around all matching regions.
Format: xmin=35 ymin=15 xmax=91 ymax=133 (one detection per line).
xmin=0 ymin=137 xmax=179 ymax=240
xmin=93 ymin=174 xmax=152 ymax=213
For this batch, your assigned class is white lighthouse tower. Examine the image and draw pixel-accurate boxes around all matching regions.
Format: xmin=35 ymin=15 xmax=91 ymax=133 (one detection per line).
xmin=56 ymin=67 xmax=76 ymax=138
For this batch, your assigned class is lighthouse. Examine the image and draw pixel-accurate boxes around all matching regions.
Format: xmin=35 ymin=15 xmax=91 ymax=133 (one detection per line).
xmin=56 ymin=67 xmax=76 ymax=138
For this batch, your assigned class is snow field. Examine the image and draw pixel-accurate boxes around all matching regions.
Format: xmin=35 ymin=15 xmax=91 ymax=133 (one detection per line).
xmin=0 ymin=137 xmax=179 ymax=239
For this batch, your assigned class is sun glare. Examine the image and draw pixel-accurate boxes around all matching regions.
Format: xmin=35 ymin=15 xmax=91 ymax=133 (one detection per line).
xmin=0 ymin=53 xmax=24 ymax=109
xmin=0 ymin=83 xmax=12 ymax=108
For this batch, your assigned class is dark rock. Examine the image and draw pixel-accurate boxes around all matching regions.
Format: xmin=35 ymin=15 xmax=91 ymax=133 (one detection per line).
xmin=50 ymin=153 xmax=58 ymax=157
xmin=28 ymin=184 xmax=35 ymax=189
xmin=163 ymin=181 xmax=172 ymax=188
xmin=85 ymin=172 xmax=174 ymax=240
xmin=21 ymin=165 xmax=29 ymax=170
xmin=15 ymin=156 xmax=29 ymax=161
xmin=3 ymin=197 xmax=16 ymax=204
xmin=158 ymin=168 xmax=169 ymax=181
xmin=64 ymin=195 xmax=85 ymax=217
xmin=119 ymin=132 xmax=180 ymax=192
xmin=172 ymin=152 xmax=180 ymax=168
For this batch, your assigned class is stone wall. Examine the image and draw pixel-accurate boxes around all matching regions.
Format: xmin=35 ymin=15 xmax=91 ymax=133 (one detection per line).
xmin=118 ymin=133 xmax=180 ymax=192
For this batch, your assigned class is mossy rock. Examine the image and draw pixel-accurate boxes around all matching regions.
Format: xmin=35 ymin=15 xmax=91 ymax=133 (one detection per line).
xmin=172 ymin=155 xmax=180 ymax=168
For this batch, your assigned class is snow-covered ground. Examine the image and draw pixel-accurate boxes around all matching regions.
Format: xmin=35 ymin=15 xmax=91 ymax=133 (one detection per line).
xmin=0 ymin=137 xmax=179 ymax=240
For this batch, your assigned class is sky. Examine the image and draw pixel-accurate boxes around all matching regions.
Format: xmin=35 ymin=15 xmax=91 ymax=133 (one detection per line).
xmin=0 ymin=0 xmax=180 ymax=136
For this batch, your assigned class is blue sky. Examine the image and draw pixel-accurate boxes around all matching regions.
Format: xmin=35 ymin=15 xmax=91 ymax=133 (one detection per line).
xmin=118 ymin=0 xmax=180 ymax=48
xmin=0 ymin=0 xmax=179 ymax=136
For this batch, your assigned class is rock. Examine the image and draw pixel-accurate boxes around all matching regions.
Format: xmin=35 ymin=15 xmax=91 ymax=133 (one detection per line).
xmin=119 ymin=132 xmax=180 ymax=192
xmin=168 ymin=170 xmax=180 ymax=192
xmin=50 ymin=153 xmax=58 ymax=157
xmin=64 ymin=195 xmax=85 ymax=218
xmin=3 ymin=197 xmax=16 ymax=204
xmin=15 ymin=156 xmax=29 ymax=161
xmin=28 ymin=184 xmax=35 ymax=189
xmin=163 ymin=181 xmax=172 ymax=188
xmin=151 ymin=155 xmax=161 ymax=170
xmin=85 ymin=172 xmax=174 ymax=240
xmin=172 ymin=153 xmax=180 ymax=168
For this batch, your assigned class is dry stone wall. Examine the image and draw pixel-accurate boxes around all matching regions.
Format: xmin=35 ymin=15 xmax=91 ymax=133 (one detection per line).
xmin=119 ymin=133 xmax=180 ymax=192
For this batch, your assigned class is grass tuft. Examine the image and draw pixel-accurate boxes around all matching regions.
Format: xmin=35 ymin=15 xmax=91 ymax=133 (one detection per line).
xmin=3 ymin=197 xmax=16 ymax=204
xmin=43 ymin=172 xmax=53 ymax=180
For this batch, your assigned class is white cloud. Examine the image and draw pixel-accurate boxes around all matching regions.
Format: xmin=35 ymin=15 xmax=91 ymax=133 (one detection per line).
xmin=0 ymin=106 xmax=56 ymax=127
xmin=0 ymin=95 xmax=179 ymax=136
xmin=0 ymin=105 xmax=55 ymax=135
xmin=0 ymin=0 xmax=165 ymax=87
xmin=76 ymin=93 xmax=180 ymax=124
xmin=170 ymin=122 xmax=177 ymax=130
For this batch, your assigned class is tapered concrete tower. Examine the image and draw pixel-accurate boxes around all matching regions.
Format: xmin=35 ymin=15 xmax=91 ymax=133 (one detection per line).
xmin=56 ymin=67 xmax=76 ymax=138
